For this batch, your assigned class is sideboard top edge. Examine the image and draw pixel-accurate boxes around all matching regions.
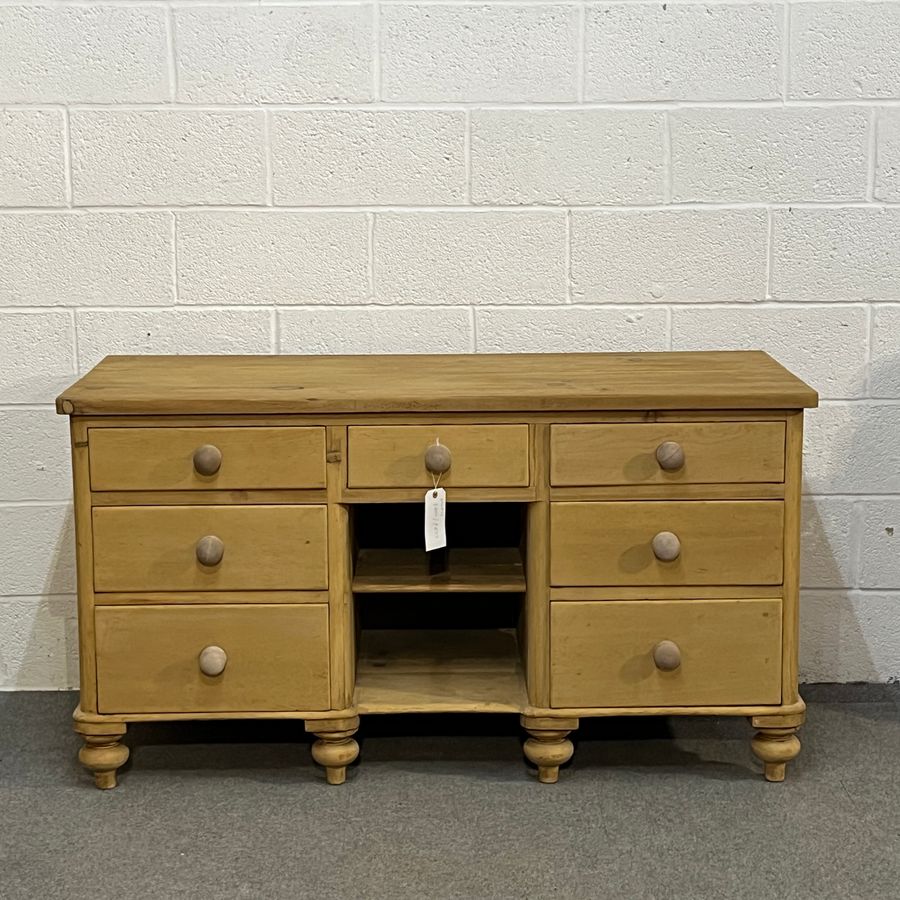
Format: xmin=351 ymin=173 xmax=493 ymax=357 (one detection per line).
xmin=55 ymin=351 xmax=819 ymax=416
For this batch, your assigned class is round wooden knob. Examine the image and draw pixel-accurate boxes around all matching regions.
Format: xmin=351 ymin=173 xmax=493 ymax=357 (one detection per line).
xmin=424 ymin=442 xmax=452 ymax=475
xmin=656 ymin=441 xmax=685 ymax=471
xmin=193 ymin=444 xmax=222 ymax=476
xmin=198 ymin=645 xmax=227 ymax=677
xmin=652 ymin=640 xmax=682 ymax=671
xmin=196 ymin=535 xmax=224 ymax=567
xmin=651 ymin=530 xmax=681 ymax=562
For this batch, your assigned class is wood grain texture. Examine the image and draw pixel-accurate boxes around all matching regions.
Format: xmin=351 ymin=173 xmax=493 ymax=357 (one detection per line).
xmin=95 ymin=604 xmax=330 ymax=713
xmin=355 ymin=629 xmax=527 ymax=713
xmin=550 ymin=599 xmax=782 ymax=708
xmin=550 ymin=500 xmax=784 ymax=586
xmin=782 ymin=412 xmax=804 ymax=705
xmin=550 ymin=422 xmax=785 ymax=486
xmin=352 ymin=547 xmax=525 ymax=593
xmin=89 ymin=426 xmax=326 ymax=490
xmin=56 ymin=352 xmax=818 ymax=416
xmin=93 ymin=590 xmax=330 ymax=606
xmin=347 ymin=424 xmax=529 ymax=488
xmin=70 ymin=419 xmax=98 ymax=714
xmin=92 ymin=505 xmax=328 ymax=591
xmin=524 ymin=423 xmax=551 ymax=707
xmin=326 ymin=425 xmax=354 ymax=710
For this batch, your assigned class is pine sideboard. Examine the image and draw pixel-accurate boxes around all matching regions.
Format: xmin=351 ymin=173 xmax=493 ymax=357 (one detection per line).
xmin=56 ymin=352 xmax=818 ymax=788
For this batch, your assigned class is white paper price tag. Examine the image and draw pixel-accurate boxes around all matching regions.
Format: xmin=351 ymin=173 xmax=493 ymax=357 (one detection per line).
xmin=424 ymin=487 xmax=447 ymax=552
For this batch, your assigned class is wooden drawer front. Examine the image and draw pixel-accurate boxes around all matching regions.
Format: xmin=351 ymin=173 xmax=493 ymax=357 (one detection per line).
xmin=89 ymin=426 xmax=326 ymax=491
xmin=550 ymin=501 xmax=783 ymax=586
xmin=96 ymin=604 xmax=330 ymax=713
xmin=93 ymin=505 xmax=328 ymax=592
xmin=551 ymin=599 xmax=782 ymax=707
xmin=550 ymin=422 xmax=785 ymax=487
xmin=347 ymin=425 xmax=530 ymax=488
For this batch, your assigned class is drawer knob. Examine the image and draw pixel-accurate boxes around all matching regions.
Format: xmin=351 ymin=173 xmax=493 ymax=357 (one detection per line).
xmin=655 ymin=441 xmax=685 ymax=472
xmin=198 ymin=645 xmax=227 ymax=677
xmin=651 ymin=530 xmax=681 ymax=562
xmin=424 ymin=442 xmax=452 ymax=475
xmin=652 ymin=640 xmax=682 ymax=671
xmin=196 ymin=535 xmax=225 ymax=567
xmin=193 ymin=444 xmax=223 ymax=476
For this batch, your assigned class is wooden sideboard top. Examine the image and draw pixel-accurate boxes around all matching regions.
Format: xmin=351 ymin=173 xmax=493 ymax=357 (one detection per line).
xmin=56 ymin=351 xmax=818 ymax=416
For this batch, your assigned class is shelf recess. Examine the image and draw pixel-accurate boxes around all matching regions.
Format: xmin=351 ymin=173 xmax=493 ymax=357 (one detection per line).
xmin=352 ymin=547 xmax=526 ymax=594
xmin=355 ymin=628 xmax=527 ymax=714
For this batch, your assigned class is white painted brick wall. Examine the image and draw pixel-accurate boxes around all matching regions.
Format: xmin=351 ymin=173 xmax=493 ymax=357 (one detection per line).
xmin=1 ymin=1 xmax=899 ymax=688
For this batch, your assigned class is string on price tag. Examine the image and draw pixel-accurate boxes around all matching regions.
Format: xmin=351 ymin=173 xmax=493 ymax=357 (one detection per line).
xmin=424 ymin=439 xmax=447 ymax=551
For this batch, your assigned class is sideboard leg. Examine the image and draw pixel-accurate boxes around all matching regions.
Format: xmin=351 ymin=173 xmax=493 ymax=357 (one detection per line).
xmin=74 ymin=718 xmax=129 ymax=790
xmin=749 ymin=713 xmax=804 ymax=782
xmin=521 ymin=716 xmax=577 ymax=784
xmin=306 ymin=716 xmax=360 ymax=785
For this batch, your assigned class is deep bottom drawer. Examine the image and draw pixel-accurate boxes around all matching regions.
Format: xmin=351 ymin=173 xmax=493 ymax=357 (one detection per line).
xmin=551 ymin=599 xmax=782 ymax=708
xmin=96 ymin=604 xmax=330 ymax=713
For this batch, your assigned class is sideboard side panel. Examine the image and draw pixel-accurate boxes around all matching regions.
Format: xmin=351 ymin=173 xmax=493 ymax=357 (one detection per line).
xmin=71 ymin=418 xmax=98 ymax=713
xmin=326 ymin=425 xmax=354 ymax=710
xmin=782 ymin=411 xmax=804 ymax=705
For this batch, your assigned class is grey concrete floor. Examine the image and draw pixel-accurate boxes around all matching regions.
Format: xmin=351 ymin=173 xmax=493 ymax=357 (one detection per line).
xmin=1 ymin=689 xmax=899 ymax=900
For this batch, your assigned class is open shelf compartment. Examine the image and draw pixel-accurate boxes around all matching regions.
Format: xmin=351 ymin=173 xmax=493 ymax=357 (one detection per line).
xmin=351 ymin=502 xmax=525 ymax=594
xmin=355 ymin=628 xmax=527 ymax=714
xmin=353 ymin=547 xmax=525 ymax=593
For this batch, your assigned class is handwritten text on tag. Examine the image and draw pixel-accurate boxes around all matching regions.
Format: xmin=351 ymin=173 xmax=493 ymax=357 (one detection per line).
xmin=424 ymin=487 xmax=447 ymax=552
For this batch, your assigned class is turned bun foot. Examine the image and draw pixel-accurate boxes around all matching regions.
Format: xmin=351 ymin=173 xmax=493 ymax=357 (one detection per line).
xmin=307 ymin=716 xmax=360 ymax=785
xmin=524 ymin=734 xmax=574 ymax=784
xmin=311 ymin=735 xmax=360 ymax=785
xmin=521 ymin=717 xmax=578 ymax=784
xmin=750 ymin=725 xmax=801 ymax=783
xmin=77 ymin=731 xmax=129 ymax=789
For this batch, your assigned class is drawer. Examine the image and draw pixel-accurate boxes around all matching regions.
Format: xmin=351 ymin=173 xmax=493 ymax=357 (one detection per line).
xmin=95 ymin=604 xmax=330 ymax=713
xmin=92 ymin=505 xmax=328 ymax=592
xmin=550 ymin=501 xmax=783 ymax=586
xmin=346 ymin=425 xmax=529 ymax=489
xmin=550 ymin=422 xmax=785 ymax=487
xmin=551 ymin=599 xmax=782 ymax=707
xmin=89 ymin=426 xmax=326 ymax=491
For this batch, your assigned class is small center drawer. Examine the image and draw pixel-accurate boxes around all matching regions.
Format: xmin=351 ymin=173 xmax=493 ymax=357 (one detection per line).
xmin=95 ymin=604 xmax=330 ymax=713
xmin=550 ymin=500 xmax=783 ymax=586
xmin=551 ymin=599 xmax=782 ymax=707
xmin=550 ymin=422 xmax=785 ymax=486
xmin=346 ymin=425 xmax=530 ymax=488
xmin=89 ymin=426 xmax=326 ymax=491
xmin=92 ymin=505 xmax=328 ymax=592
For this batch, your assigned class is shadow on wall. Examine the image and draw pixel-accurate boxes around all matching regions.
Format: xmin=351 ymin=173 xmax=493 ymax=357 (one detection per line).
xmin=800 ymin=347 xmax=900 ymax=684
xmin=3 ymin=503 xmax=79 ymax=691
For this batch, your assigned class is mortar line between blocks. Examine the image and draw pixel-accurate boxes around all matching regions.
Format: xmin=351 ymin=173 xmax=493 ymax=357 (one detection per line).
xmin=469 ymin=306 xmax=477 ymax=352
xmin=781 ymin=3 xmax=790 ymax=103
xmin=564 ymin=210 xmax=573 ymax=304
xmin=165 ymin=4 xmax=178 ymax=103
xmin=665 ymin=306 xmax=673 ymax=351
xmin=464 ymin=110 xmax=472 ymax=203
xmin=764 ymin=208 xmax=775 ymax=300
xmin=866 ymin=109 xmax=878 ymax=202
xmin=69 ymin=308 xmax=80 ymax=377
xmin=271 ymin=307 xmax=281 ymax=354
xmin=263 ymin=111 xmax=275 ymax=206
xmin=171 ymin=212 xmax=180 ymax=304
xmin=864 ymin=302 xmax=874 ymax=398
xmin=61 ymin=107 xmax=73 ymax=208
xmin=576 ymin=2 xmax=586 ymax=103
xmin=662 ymin=111 xmax=672 ymax=204
xmin=367 ymin=212 xmax=376 ymax=298
xmin=372 ymin=1 xmax=381 ymax=102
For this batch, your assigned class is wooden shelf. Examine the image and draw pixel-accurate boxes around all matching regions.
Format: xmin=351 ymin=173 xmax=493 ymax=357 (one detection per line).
xmin=355 ymin=629 xmax=527 ymax=713
xmin=352 ymin=547 xmax=526 ymax=594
